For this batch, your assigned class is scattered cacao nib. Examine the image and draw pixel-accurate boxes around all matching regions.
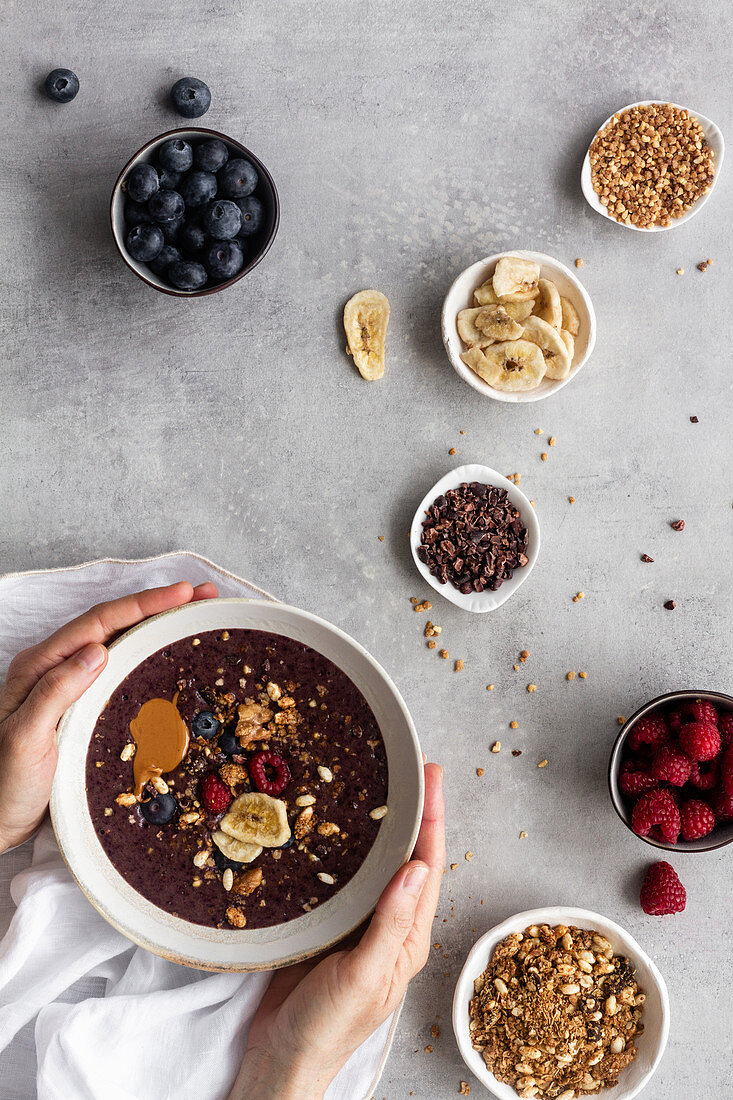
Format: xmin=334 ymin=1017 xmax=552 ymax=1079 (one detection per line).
xmin=689 ymin=415 xmax=699 ymax=423
xmin=417 ymin=481 xmax=529 ymax=594
xmin=640 ymin=554 xmax=654 ymax=563
xmin=664 ymin=599 xmax=677 ymax=610
xmin=671 ymin=519 xmax=685 ymax=531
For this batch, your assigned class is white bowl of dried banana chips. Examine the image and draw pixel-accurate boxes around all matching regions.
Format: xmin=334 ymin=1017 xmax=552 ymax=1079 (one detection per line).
xmin=442 ymin=252 xmax=596 ymax=402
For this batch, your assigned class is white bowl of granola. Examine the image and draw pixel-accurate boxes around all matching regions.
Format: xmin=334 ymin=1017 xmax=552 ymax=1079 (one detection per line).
xmin=452 ymin=907 xmax=669 ymax=1100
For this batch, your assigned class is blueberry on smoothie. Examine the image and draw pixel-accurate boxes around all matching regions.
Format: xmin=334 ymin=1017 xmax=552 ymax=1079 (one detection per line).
xmin=170 ymin=77 xmax=211 ymax=119
xmin=44 ymin=68 xmax=79 ymax=103
xmin=125 ymin=163 xmax=159 ymax=204
xmin=194 ymin=138 xmax=229 ymax=173
xmin=218 ymin=158 xmax=258 ymax=199
xmin=218 ymin=729 xmax=239 ymax=756
xmin=192 ymin=711 xmax=221 ymax=739
xmin=179 ymin=169 xmax=217 ymax=208
xmin=126 ymin=224 xmax=164 ymax=262
xmin=168 ymin=260 xmax=207 ymax=291
xmin=157 ymin=137 xmax=193 ymax=173
xmin=140 ymin=792 xmax=178 ymax=825
xmin=201 ymin=200 xmax=242 ymax=240
xmin=204 ymin=240 xmax=244 ymax=280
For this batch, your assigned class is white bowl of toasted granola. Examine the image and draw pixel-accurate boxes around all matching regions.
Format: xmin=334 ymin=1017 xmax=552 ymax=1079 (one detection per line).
xmin=452 ymin=907 xmax=669 ymax=1100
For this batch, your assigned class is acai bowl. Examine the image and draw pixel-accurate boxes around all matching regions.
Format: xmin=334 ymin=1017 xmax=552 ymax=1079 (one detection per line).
xmin=51 ymin=599 xmax=423 ymax=970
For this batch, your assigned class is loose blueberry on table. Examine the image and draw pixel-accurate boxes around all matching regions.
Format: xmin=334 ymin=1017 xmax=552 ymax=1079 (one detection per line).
xmin=120 ymin=135 xmax=268 ymax=291
xmin=44 ymin=68 xmax=80 ymax=103
xmin=86 ymin=629 xmax=389 ymax=929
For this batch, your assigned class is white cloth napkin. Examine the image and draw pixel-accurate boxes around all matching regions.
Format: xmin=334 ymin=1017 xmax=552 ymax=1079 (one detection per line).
xmin=0 ymin=553 xmax=398 ymax=1100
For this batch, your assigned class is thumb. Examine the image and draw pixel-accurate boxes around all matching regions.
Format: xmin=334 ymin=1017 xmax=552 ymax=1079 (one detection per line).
xmin=13 ymin=643 xmax=108 ymax=737
xmin=348 ymin=860 xmax=429 ymax=978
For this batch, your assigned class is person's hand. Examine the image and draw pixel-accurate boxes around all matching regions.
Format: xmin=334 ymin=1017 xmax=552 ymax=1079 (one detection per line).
xmin=0 ymin=581 xmax=218 ymax=855
xmin=231 ymin=762 xmax=445 ymax=1100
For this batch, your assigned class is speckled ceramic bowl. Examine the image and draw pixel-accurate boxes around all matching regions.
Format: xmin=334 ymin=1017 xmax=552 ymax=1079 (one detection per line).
xmin=608 ymin=690 xmax=733 ymax=853
xmin=51 ymin=598 xmax=423 ymax=971
xmin=453 ymin=907 xmax=669 ymax=1100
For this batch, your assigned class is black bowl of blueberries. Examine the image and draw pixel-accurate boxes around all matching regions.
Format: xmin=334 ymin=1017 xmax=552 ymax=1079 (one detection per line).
xmin=110 ymin=127 xmax=279 ymax=296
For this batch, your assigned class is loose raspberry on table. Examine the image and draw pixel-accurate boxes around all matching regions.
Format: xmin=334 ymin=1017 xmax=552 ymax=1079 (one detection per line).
xmin=680 ymin=799 xmax=716 ymax=841
xmin=721 ymin=745 xmax=733 ymax=797
xmin=678 ymin=722 xmax=720 ymax=762
xmin=711 ymin=788 xmax=733 ymax=821
xmin=200 ymin=772 xmax=233 ymax=814
xmin=640 ymin=861 xmax=686 ymax=915
xmin=632 ymin=788 xmax=680 ymax=844
xmin=650 ymin=743 xmax=692 ymax=786
xmin=680 ymin=699 xmax=719 ymax=727
xmin=628 ymin=712 xmax=670 ymax=751
xmin=687 ymin=759 xmax=718 ymax=791
xmin=718 ymin=711 xmax=733 ymax=750
xmin=620 ymin=768 xmax=658 ymax=799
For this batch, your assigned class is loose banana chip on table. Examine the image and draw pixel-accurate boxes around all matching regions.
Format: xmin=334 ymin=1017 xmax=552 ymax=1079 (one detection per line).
xmin=457 ymin=307 xmax=496 ymax=348
xmin=212 ymin=829 xmax=263 ymax=864
xmin=220 ymin=791 xmax=291 ymax=848
xmin=521 ymin=315 xmax=573 ymax=380
xmin=561 ymin=296 xmax=580 ymax=336
xmin=463 ymin=340 xmax=546 ymax=392
xmin=533 ymin=278 xmax=563 ymax=329
xmin=492 ymin=256 xmax=540 ymax=301
xmin=475 ymin=305 xmax=524 ymax=341
xmin=343 ymin=289 xmax=390 ymax=380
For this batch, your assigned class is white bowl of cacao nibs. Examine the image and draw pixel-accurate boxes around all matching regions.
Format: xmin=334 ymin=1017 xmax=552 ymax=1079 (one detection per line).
xmin=581 ymin=101 xmax=724 ymax=232
xmin=410 ymin=465 xmax=540 ymax=613
xmin=442 ymin=251 xmax=596 ymax=403
xmin=452 ymin=907 xmax=670 ymax=1100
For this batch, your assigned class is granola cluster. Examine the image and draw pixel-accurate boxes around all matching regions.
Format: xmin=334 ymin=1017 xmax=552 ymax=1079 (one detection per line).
xmin=589 ymin=102 xmax=715 ymax=228
xmin=469 ymin=924 xmax=644 ymax=1099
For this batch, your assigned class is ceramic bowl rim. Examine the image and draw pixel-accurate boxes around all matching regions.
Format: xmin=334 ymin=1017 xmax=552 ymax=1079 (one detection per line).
xmin=441 ymin=250 xmax=597 ymax=403
xmin=109 ymin=127 xmax=280 ymax=297
xmin=608 ymin=689 xmax=733 ymax=853
xmin=409 ymin=463 xmax=540 ymax=613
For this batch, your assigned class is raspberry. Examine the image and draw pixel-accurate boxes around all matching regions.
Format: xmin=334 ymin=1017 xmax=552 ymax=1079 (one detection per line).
xmin=640 ymin=861 xmax=686 ymax=915
xmin=250 ymin=750 xmax=291 ymax=797
xmin=619 ymin=768 xmax=658 ymax=799
xmin=200 ymin=772 xmax=232 ymax=814
xmin=680 ymin=799 xmax=716 ymax=840
xmin=721 ymin=744 xmax=733 ymax=797
xmin=687 ymin=759 xmax=718 ymax=791
xmin=628 ymin=712 xmax=670 ymax=752
xmin=711 ymin=788 xmax=733 ymax=821
xmin=650 ymin=743 xmax=692 ymax=787
xmin=632 ymin=788 xmax=680 ymax=844
xmin=678 ymin=722 xmax=720 ymax=762
xmin=680 ymin=699 xmax=719 ymax=726
xmin=667 ymin=708 xmax=684 ymax=735
xmin=719 ymin=711 xmax=733 ymax=750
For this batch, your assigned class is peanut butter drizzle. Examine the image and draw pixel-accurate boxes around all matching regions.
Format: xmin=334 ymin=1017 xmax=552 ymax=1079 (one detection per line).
xmin=130 ymin=694 xmax=189 ymax=798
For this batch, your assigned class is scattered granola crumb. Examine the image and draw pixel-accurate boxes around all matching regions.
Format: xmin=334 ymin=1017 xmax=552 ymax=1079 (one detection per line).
xmin=566 ymin=671 xmax=576 ymax=680
xmin=617 ymin=716 xmax=626 ymax=725
xmin=575 ymin=258 xmax=583 ymax=268
xmin=534 ymin=427 xmax=543 ymax=434
xmin=410 ymin=597 xmax=419 ymax=604
xmin=579 ymin=671 xmax=587 ymax=679
xmin=527 ymin=683 xmax=537 ymax=693
xmin=671 ymin=519 xmax=685 ymax=531
xmin=512 ymin=750 xmax=522 ymax=757
xmin=424 ymin=1044 xmax=434 ymax=1053
xmin=431 ymin=1024 xmax=441 ymax=1039
xmin=465 ymin=852 xmax=474 ymax=861
xmin=491 ymin=741 xmax=501 ymax=753
xmin=676 ymin=267 xmax=685 ymax=275
xmin=378 ymin=535 xmax=384 ymax=541
xmin=641 ymin=554 xmax=654 ymax=562
xmin=690 ymin=415 xmax=699 ymax=423
xmin=439 ymin=649 xmax=449 ymax=659
xmin=538 ymin=758 xmax=548 ymax=768
xmin=455 ymin=659 xmax=464 ymax=672
xmin=568 ymin=495 xmax=575 ymax=503
xmin=509 ymin=720 xmax=518 ymax=729
xmin=541 ymin=452 xmax=548 ymax=462
xmin=513 ymin=663 xmax=520 ymax=671
xmin=573 ymin=591 xmax=585 ymax=602
xmin=520 ymin=649 xmax=530 ymax=660
xmin=450 ymin=862 xmax=458 ymax=870
xmin=664 ymin=599 xmax=677 ymax=610
xmin=549 ymin=436 xmax=556 ymax=446
xmin=530 ymin=500 xmax=535 ymax=507
xmin=414 ymin=600 xmax=432 ymax=613
xmin=519 ymin=830 xmax=528 ymax=839
xmin=427 ymin=640 xmax=436 ymax=650
xmin=448 ymin=447 xmax=456 ymax=456
xmin=459 ymin=1083 xmax=471 ymax=1096
xmin=697 ymin=260 xmax=709 ymax=271
xmin=425 ymin=620 xmax=442 ymax=638
xmin=476 ymin=767 xmax=484 ymax=777
xmin=459 ymin=429 xmax=467 ymax=434
xmin=486 ymin=684 xmax=494 ymax=691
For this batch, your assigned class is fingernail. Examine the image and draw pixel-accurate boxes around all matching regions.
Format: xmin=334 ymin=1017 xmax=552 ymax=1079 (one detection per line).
xmin=402 ymin=863 xmax=428 ymax=897
xmin=76 ymin=643 xmax=106 ymax=672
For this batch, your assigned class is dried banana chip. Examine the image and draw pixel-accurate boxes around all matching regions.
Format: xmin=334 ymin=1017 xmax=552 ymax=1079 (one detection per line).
xmin=492 ymin=257 xmax=540 ymax=302
xmin=473 ymin=279 xmax=499 ymax=306
xmin=457 ymin=307 xmax=495 ymax=348
xmin=212 ymin=830 xmax=263 ymax=864
xmin=475 ymin=306 xmax=524 ymax=341
xmin=559 ymin=329 xmax=575 ymax=359
xmin=466 ymin=340 xmax=546 ymax=392
xmin=343 ymin=290 xmax=390 ymax=380
xmin=220 ymin=792 xmax=291 ymax=848
xmin=560 ymin=297 xmax=580 ymax=336
xmin=521 ymin=315 xmax=572 ymax=380
xmin=533 ymin=279 xmax=562 ymax=329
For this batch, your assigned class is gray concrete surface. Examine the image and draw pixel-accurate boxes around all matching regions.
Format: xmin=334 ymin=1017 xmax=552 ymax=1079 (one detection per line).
xmin=1 ymin=1 xmax=732 ymax=1097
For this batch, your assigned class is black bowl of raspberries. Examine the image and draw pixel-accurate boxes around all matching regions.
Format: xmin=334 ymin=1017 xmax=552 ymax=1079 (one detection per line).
xmin=609 ymin=690 xmax=733 ymax=853
xmin=111 ymin=128 xmax=279 ymax=296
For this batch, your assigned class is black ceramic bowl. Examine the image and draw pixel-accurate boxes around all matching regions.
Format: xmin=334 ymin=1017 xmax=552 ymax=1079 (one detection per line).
xmin=608 ymin=690 xmax=733 ymax=853
xmin=110 ymin=127 xmax=279 ymax=297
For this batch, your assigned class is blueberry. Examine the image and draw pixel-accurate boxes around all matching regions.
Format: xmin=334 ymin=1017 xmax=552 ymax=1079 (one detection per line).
xmin=44 ymin=68 xmax=79 ymax=103
xmin=140 ymin=791 xmax=178 ymax=825
xmin=179 ymin=170 xmax=217 ymax=208
xmin=194 ymin=138 xmax=229 ymax=173
xmin=192 ymin=711 xmax=221 ymax=739
xmin=178 ymin=219 xmax=207 ymax=256
xmin=201 ymin=200 xmax=242 ymax=240
xmin=124 ymin=198 xmax=152 ymax=227
xmin=157 ymin=166 xmax=182 ymax=191
xmin=218 ymin=729 xmax=239 ymax=756
xmin=126 ymin=224 xmax=164 ymax=262
xmin=234 ymin=196 xmax=264 ymax=237
xmin=213 ymin=846 xmax=242 ymax=871
xmin=157 ymin=137 xmax=193 ymax=173
xmin=170 ymin=77 xmax=211 ymax=119
xmin=218 ymin=158 xmax=258 ymax=199
xmin=204 ymin=240 xmax=244 ymax=281
xmin=125 ymin=163 xmax=159 ymax=204
xmin=148 ymin=244 xmax=181 ymax=277
xmin=168 ymin=260 xmax=207 ymax=291
xmin=148 ymin=189 xmax=185 ymax=225
xmin=161 ymin=215 xmax=185 ymax=244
